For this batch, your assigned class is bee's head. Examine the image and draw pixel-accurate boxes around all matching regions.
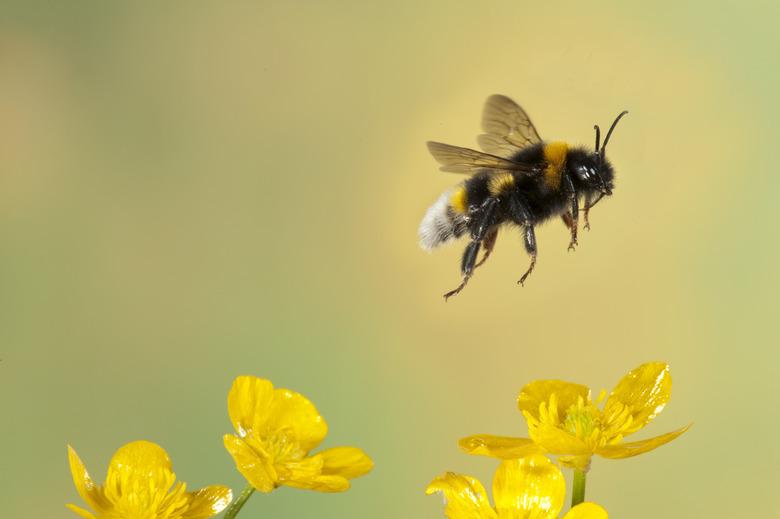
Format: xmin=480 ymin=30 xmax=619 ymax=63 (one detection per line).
xmin=571 ymin=155 xmax=614 ymax=195
xmin=571 ymin=110 xmax=628 ymax=196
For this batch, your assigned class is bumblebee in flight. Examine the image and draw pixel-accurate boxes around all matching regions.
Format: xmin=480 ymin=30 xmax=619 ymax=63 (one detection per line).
xmin=419 ymin=95 xmax=628 ymax=299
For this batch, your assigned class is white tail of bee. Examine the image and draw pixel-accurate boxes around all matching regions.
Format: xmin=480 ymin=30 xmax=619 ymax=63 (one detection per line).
xmin=418 ymin=190 xmax=468 ymax=250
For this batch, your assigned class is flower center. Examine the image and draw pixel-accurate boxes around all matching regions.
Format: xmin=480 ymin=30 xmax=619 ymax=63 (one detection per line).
xmin=263 ymin=432 xmax=302 ymax=462
xmin=563 ymin=398 xmax=602 ymax=440
xmin=245 ymin=427 xmax=306 ymax=466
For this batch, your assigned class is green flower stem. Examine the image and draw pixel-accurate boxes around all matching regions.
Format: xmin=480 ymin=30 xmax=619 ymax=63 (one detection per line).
xmin=223 ymin=483 xmax=255 ymax=519
xmin=571 ymin=469 xmax=587 ymax=508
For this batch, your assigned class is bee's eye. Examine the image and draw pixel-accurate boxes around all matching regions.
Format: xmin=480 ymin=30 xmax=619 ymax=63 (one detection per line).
xmin=577 ymin=165 xmax=590 ymax=179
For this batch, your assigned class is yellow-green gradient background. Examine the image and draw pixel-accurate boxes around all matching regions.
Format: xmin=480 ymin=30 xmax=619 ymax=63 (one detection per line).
xmin=1 ymin=1 xmax=777 ymax=517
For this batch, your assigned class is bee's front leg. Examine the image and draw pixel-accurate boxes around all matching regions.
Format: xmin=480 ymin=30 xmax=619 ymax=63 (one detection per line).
xmin=582 ymin=192 xmax=604 ymax=231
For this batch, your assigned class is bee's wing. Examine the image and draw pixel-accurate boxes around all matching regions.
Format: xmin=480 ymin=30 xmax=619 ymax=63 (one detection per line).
xmin=427 ymin=141 xmax=539 ymax=175
xmin=478 ymin=94 xmax=542 ymax=157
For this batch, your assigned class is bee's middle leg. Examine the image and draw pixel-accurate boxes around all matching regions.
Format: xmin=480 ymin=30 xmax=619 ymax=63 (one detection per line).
xmin=509 ymin=198 xmax=538 ymax=286
xmin=562 ymin=213 xmax=577 ymax=251
xmin=563 ymin=176 xmax=578 ymax=251
xmin=474 ymin=228 xmax=498 ymax=269
xmin=518 ymin=225 xmax=537 ymax=286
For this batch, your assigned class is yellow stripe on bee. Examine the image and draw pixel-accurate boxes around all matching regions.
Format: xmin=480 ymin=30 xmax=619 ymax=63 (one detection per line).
xmin=542 ymin=141 xmax=569 ymax=190
xmin=450 ymin=186 xmax=467 ymax=214
xmin=488 ymin=172 xmax=515 ymax=196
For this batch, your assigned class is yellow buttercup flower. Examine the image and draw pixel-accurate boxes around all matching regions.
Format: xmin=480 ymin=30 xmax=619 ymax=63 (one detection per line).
xmin=460 ymin=362 xmax=690 ymax=471
xmin=66 ymin=440 xmax=232 ymax=519
xmin=223 ymin=375 xmax=373 ymax=493
xmin=427 ymin=455 xmax=608 ymax=519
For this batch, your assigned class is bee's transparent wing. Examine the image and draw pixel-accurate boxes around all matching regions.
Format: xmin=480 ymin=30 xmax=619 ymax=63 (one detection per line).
xmin=478 ymin=94 xmax=542 ymax=157
xmin=427 ymin=141 xmax=539 ymax=175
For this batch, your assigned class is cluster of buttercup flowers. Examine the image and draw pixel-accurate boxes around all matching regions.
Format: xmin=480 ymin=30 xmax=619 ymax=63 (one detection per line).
xmin=427 ymin=361 xmax=690 ymax=518
xmin=66 ymin=376 xmax=373 ymax=519
xmin=66 ymin=363 xmax=688 ymax=519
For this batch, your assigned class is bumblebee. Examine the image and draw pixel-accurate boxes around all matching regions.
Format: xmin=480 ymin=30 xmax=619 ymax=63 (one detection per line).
xmin=419 ymin=94 xmax=628 ymax=299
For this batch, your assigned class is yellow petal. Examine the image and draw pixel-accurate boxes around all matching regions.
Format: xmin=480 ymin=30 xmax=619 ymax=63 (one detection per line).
xmin=529 ymin=424 xmax=590 ymax=456
xmin=67 ymin=445 xmax=109 ymax=514
xmin=277 ymin=454 xmax=324 ymax=483
xmin=597 ymin=424 xmax=691 ymax=459
xmin=603 ymin=362 xmax=671 ymax=436
xmin=426 ymin=472 xmax=497 ymax=519
xmin=283 ymin=474 xmax=351 ymax=492
xmin=227 ymin=376 xmax=328 ymax=453
xmin=276 ymin=454 xmax=353 ymax=492
xmin=223 ymin=434 xmax=276 ymax=492
xmin=228 ymin=376 xmax=275 ymax=438
xmin=563 ymin=502 xmax=609 ymax=519
xmin=459 ymin=435 xmax=541 ymax=459
xmin=518 ymin=381 xmax=591 ymax=422
xmin=182 ymin=486 xmax=234 ymax=519
xmin=65 ymin=504 xmax=96 ymax=519
xmin=319 ymin=447 xmax=374 ymax=479
xmin=106 ymin=441 xmax=175 ymax=491
xmin=492 ymin=456 xmax=565 ymax=519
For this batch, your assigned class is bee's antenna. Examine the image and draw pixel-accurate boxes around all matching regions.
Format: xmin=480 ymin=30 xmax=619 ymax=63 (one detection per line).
xmin=601 ymin=110 xmax=629 ymax=153
xmin=593 ymin=124 xmax=601 ymax=154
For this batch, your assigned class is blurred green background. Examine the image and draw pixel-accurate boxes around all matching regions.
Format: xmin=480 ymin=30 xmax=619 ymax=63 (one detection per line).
xmin=1 ymin=1 xmax=777 ymax=517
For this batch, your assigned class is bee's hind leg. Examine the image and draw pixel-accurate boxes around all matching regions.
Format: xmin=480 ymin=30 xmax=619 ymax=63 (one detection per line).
xmin=443 ymin=241 xmax=480 ymax=300
xmin=443 ymin=199 xmax=498 ymax=300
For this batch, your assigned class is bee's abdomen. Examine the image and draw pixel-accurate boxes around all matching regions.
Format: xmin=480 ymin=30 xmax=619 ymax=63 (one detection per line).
xmin=418 ymin=187 xmax=469 ymax=250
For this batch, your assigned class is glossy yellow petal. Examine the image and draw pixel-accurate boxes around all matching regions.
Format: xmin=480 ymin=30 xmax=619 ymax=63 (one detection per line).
xmin=319 ymin=446 xmax=374 ymax=479
xmin=492 ymin=456 xmax=565 ymax=519
xmin=459 ymin=435 xmax=541 ymax=459
xmin=223 ymin=434 xmax=276 ymax=492
xmin=283 ymin=473 xmax=351 ymax=492
xmin=65 ymin=503 xmax=96 ymax=519
xmin=529 ymin=424 xmax=590 ymax=455
xmin=228 ymin=376 xmax=275 ymax=438
xmin=277 ymin=453 xmax=324 ymax=483
xmin=597 ymin=424 xmax=691 ymax=459
xmin=603 ymin=362 xmax=671 ymax=436
xmin=518 ymin=381 xmax=590 ymax=422
xmin=67 ymin=445 xmax=109 ymax=513
xmin=563 ymin=502 xmax=609 ymax=519
xmin=182 ymin=486 xmax=233 ymax=519
xmin=106 ymin=440 xmax=175 ymax=487
xmin=227 ymin=376 xmax=328 ymax=453
xmin=426 ymin=472 xmax=497 ymax=519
